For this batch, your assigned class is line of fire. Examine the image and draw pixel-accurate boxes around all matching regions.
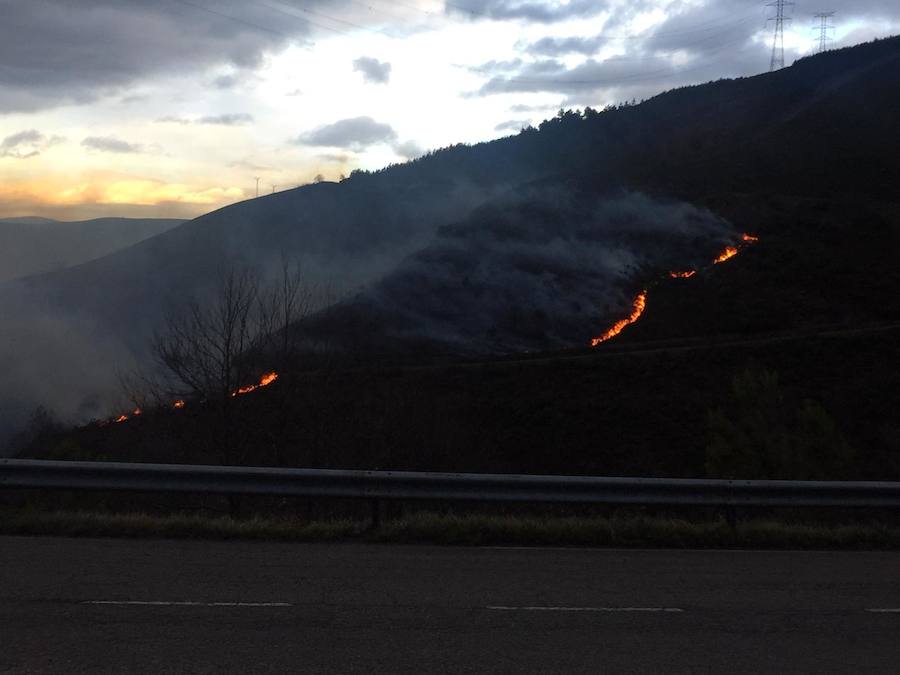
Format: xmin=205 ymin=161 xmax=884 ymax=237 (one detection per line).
xmin=590 ymin=233 xmax=759 ymax=347
xmin=106 ymin=371 xmax=279 ymax=425
xmin=106 ymin=235 xmax=757 ymax=422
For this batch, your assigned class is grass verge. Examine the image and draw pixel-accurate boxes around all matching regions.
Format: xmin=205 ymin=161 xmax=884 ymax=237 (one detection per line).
xmin=3 ymin=508 xmax=900 ymax=549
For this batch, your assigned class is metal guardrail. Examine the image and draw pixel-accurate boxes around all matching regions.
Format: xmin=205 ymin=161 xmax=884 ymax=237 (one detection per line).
xmin=3 ymin=459 xmax=900 ymax=508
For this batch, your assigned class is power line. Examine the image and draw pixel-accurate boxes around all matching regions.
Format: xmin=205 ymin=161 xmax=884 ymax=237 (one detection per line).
xmin=467 ymin=22 xmax=758 ymax=88
xmin=268 ymin=0 xmax=402 ymax=39
xmin=814 ymin=12 xmax=836 ymax=53
xmin=472 ymin=35 xmax=755 ymax=90
xmin=767 ymin=0 xmax=794 ymax=71
xmin=165 ymin=0 xmax=773 ymax=93
xmin=170 ymin=0 xmax=296 ymax=39
xmin=382 ymin=0 xmax=764 ymax=40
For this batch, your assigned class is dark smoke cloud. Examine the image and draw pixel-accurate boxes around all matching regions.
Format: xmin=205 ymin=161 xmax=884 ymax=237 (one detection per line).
xmin=332 ymin=190 xmax=736 ymax=354
xmin=0 ymin=173 xmax=512 ymax=452
xmin=0 ymin=291 xmax=136 ymax=454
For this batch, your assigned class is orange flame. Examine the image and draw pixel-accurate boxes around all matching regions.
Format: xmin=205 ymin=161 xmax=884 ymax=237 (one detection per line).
xmin=713 ymin=246 xmax=739 ymax=264
xmin=591 ymin=291 xmax=647 ymax=346
xmin=106 ymin=373 xmax=278 ymax=426
xmin=669 ymin=270 xmax=696 ymax=278
xmin=742 ymin=233 xmax=759 ymax=243
xmin=231 ymin=371 xmax=279 ymax=397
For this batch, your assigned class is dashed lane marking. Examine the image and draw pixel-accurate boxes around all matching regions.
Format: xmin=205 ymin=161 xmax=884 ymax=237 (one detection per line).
xmin=81 ymin=601 xmax=292 ymax=607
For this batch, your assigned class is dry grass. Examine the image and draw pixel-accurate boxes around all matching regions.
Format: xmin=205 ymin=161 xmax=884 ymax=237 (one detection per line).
xmin=3 ymin=507 xmax=900 ymax=549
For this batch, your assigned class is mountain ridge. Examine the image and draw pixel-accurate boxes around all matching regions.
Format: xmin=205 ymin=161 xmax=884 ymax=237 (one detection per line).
xmin=2 ymin=35 xmax=899 ymax=445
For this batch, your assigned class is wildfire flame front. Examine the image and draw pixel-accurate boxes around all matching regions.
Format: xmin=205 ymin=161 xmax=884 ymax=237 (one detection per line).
xmin=231 ymin=371 xmax=279 ymax=397
xmin=713 ymin=246 xmax=739 ymax=264
xmin=590 ymin=233 xmax=759 ymax=348
xmin=591 ymin=291 xmax=647 ymax=346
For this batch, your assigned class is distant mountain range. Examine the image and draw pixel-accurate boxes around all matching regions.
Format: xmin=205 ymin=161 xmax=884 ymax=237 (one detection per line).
xmin=0 ymin=217 xmax=183 ymax=283
xmin=1 ymin=35 xmax=899 ymax=447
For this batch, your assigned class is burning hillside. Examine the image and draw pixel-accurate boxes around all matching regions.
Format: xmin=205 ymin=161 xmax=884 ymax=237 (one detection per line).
xmin=589 ymin=234 xmax=758 ymax=346
xmin=107 ymin=371 xmax=279 ymax=425
xmin=591 ymin=292 xmax=647 ymax=346
xmin=296 ymin=192 xmax=746 ymax=356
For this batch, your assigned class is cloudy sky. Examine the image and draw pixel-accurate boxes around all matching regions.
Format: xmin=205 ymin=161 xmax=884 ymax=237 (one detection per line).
xmin=1 ymin=0 xmax=897 ymax=220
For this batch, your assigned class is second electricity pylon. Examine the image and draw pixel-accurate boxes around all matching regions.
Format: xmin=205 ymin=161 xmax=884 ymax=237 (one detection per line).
xmin=814 ymin=12 xmax=835 ymax=53
xmin=767 ymin=0 xmax=794 ymax=71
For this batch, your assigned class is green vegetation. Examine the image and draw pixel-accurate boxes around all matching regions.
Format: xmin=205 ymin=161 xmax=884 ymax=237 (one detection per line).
xmin=4 ymin=507 xmax=900 ymax=550
xmin=706 ymin=368 xmax=854 ymax=479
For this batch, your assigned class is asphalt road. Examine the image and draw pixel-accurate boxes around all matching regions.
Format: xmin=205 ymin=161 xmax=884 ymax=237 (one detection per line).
xmin=2 ymin=537 xmax=899 ymax=674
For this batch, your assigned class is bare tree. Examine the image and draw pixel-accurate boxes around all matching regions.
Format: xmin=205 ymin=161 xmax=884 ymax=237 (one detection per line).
xmin=153 ymin=266 xmax=260 ymax=404
xmin=255 ymin=257 xmax=321 ymax=374
xmin=143 ymin=260 xmax=320 ymax=466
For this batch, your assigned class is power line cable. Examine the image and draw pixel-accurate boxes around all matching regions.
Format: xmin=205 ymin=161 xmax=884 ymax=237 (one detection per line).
xmin=170 ymin=0 xmax=298 ymax=39
xmin=475 ymin=35 xmax=755 ymax=88
xmin=166 ymin=0 xmax=772 ymax=92
xmin=266 ymin=0 xmax=403 ymax=38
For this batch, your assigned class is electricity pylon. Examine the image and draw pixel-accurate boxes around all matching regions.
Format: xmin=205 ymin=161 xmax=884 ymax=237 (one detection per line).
xmin=767 ymin=0 xmax=794 ymax=71
xmin=814 ymin=12 xmax=835 ymax=53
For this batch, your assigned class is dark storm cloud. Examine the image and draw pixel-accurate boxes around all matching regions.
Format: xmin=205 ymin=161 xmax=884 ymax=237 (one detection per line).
xmin=446 ymin=0 xmax=607 ymax=24
xmin=81 ymin=136 xmax=143 ymax=154
xmin=0 ymin=130 xmax=64 ymax=158
xmin=295 ymin=117 xmax=398 ymax=150
xmin=353 ymin=57 xmax=393 ymax=83
xmin=0 ymin=0 xmax=312 ymax=113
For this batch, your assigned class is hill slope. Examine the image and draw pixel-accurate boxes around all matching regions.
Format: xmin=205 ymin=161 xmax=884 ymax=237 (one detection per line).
xmin=2 ymin=36 xmax=900 ymax=447
xmin=0 ymin=217 xmax=183 ymax=282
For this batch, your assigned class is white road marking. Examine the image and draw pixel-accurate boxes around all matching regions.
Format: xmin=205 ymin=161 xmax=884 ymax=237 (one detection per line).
xmin=81 ymin=601 xmax=291 ymax=607
xmin=866 ymin=608 xmax=900 ymax=613
xmin=486 ymin=606 xmax=683 ymax=613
